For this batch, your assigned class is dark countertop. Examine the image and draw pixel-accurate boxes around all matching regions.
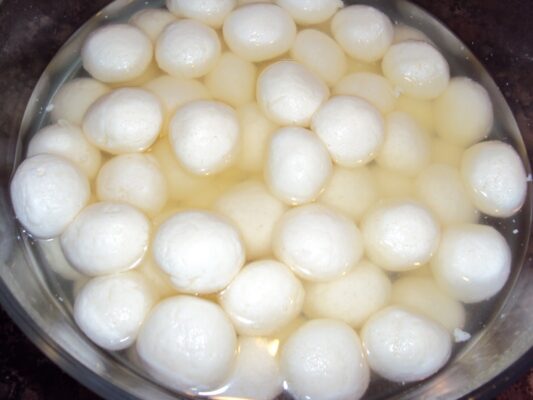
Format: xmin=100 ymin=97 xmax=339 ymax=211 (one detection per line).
xmin=0 ymin=0 xmax=532 ymax=399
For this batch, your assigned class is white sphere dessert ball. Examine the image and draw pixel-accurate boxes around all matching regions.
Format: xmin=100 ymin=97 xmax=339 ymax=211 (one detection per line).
xmin=431 ymin=224 xmax=511 ymax=303
xmin=361 ymin=306 xmax=452 ymax=382
xmin=156 ymin=20 xmax=221 ymax=79
xmin=144 ymin=75 xmax=211 ymax=115
xmin=391 ymin=276 xmax=466 ymax=332
xmin=137 ymin=296 xmax=237 ymax=392
xmin=137 ymin=256 xmax=177 ymax=299
xmin=431 ymin=138 xmax=465 ymax=167
xmin=461 ymin=140 xmax=527 ymax=217
xmin=10 ymin=154 xmax=90 ymax=239
xmin=220 ymin=260 xmax=304 ymax=336
xmin=81 ymin=24 xmax=153 ymax=83
xmin=74 ymin=271 xmax=155 ymax=351
xmin=362 ymin=200 xmax=440 ymax=271
xmin=152 ymin=210 xmax=245 ymax=294
xmin=150 ymin=138 xmax=213 ymax=202
xmin=223 ymin=3 xmax=296 ymax=62
xmin=311 ymin=95 xmax=385 ymax=166
xmin=273 ymin=203 xmax=364 ymax=281
xmin=83 ymin=88 xmax=163 ymax=154
xmin=129 ymin=8 xmax=176 ymax=42
xmin=415 ymin=164 xmax=478 ymax=225
xmin=166 ymin=0 xmax=236 ymax=28
xmin=205 ymin=52 xmax=257 ymax=107
xmin=331 ymin=5 xmax=394 ymax=62
xmin=237 ymin=102 xmax=278 ymax=173
xmin=333 ymin=72 xmax=397 ymax=114
xmin=319 ymin=166 xmax=378 ymax=221
xmin=395 ymin=95 xmax=435 ymax=132
xmin=257 ymin=61 xmax=329 ymax=127
xmin=60 ymin=202 xmax=150 ymax=276
xmin=304 ymin=260 xmax=391 ymax=328
xmin=435 ymin=77 xmax=493 ymax=147
xmin=371 ymin=165 xmax=415 ymax=199
xmin=382 ymin=40 xmax=450 ymax=100
xmin=214 ymin=180 xmax=287 ymax=260
xmin=27 ymin=121 xmax=101 ymax=179
xmin=169 ymin=100 xmax=240 ymax=175
xmin=96 ymin=154 xmax=168 ymax=217
xmin=393 ymin=24 xmax=433 ymax=44
xmin=222 ymin=337 xmax=283 ymax=400
xmin=281 ymin=319 xmax=370 ymax=400
xmin=51 ymin=78 xmax=109 ymax=125
xmin=265 ymin=127 xmax=332 ymax=205
xmin=276 ymin=0 xmax=342 ymax=25
xmin=376 ymin=111 xmax=431 ymax=177
xmin=290 ymin=29 xmax=347 ymax=86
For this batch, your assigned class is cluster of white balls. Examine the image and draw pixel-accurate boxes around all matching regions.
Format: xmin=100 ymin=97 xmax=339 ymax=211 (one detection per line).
xmin=9 ymin=1 xmax=529 ymax=399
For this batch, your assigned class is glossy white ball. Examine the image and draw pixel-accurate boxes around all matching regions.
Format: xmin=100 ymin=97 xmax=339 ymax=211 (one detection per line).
xmin=461 ymin=140 xmax=527 ymax=217
xmin=361 ymin=307 xmax=452 ymax=382
xmin=60 ymin=202 xmax=150 ymax=276
xmin=266 ymin=127 xmax=332 ymax=205
xmin=74 ymin=271 xmax=155 ymax=350
xmin=83 ymin=88 xmax=163 ymax=154
xmin=431 ymin=224 xmax=511 ymax=303
xmin=152 ymin=210 xmax=245 ymax=293
xmin=331 ymin=5 xmax=394 ymax=62
xmin=362 ymin=200 xmax=440 ymax=271
xmin=276 ymin=0 xmax=342 ymax=25
xmin=82 ymin=24 xmax=153 ymax=83
xmin=273 ymin=203 xmax=364 ymax=281
xmin=312 ymin=95 xmax=385 ymax=166
xmin=281 ymin=319 xmax=369 ymax=400
xmin=382 ymin=40 xmax=450 ymax=100
xmin=166 ymin=0 xmax=236 ymax=28
xmin=257 ymin=61 xmax=329 ymax=127
xmin=137 ymin=296 xmax=237 ymax=392
xmin=220 ymin=260 xmax=304 ymax=335
xmin=156 ymin=20 xmax=221 ymax=78
xmin=223 ymin=3 xmax=296 ymax=62
xmin=10 ymin=154 xmax=90 ymax=239
xmin=169 ymin=100 xmax=240 ymax=175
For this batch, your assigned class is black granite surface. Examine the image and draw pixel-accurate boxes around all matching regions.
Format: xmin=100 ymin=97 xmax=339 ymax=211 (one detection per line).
xmin=0 ymin=0 xmax=532 ymax=399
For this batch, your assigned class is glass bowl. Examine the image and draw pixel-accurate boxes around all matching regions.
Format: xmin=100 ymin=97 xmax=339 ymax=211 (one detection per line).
xmin=0 ymin=0 xmax=531 ymax=399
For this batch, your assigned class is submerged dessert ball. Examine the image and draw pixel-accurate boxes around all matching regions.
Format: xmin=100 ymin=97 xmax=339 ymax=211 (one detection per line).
xmin=281 ymin=319 xmax=370 ymax=400
xmin=136 ymin=296 xmax=237 ymax=392
xmin=10 ymin=1 xmax=529 ymax=399
xmin=152 ymin=210 xmax=245 ymax=294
